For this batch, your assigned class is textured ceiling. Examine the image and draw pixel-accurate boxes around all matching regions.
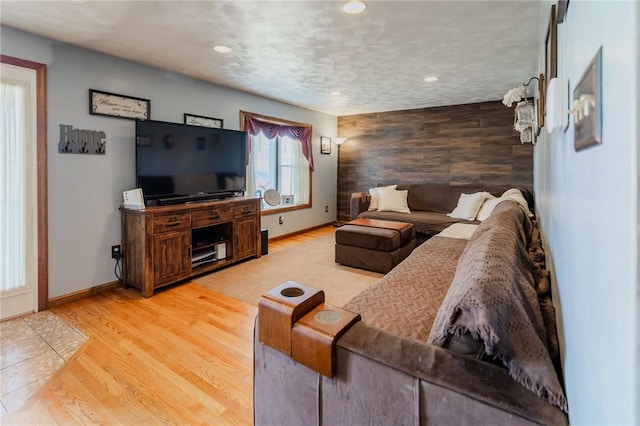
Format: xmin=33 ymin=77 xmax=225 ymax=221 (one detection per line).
xmin=0 ymin=1 xmax=543 ymax=116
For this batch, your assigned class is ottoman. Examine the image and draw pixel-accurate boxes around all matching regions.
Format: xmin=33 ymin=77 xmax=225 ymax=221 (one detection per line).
xmin=335 ymin=219 xmax=416 ymax=273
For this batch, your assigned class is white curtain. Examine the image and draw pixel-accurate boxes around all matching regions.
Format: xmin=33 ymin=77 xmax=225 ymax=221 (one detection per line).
xmin=292 ymin=139 xmax=310 ymax=205
xmin=1 ymin=81 xmax=27 ymax=293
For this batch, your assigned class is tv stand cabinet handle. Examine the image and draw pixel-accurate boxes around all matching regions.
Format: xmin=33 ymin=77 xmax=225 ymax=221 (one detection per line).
xmin=165 ymin=222 xmax=181 ymax=227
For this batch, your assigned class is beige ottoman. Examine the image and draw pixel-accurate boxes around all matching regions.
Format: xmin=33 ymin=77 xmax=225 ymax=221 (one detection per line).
xmin=335 ymin=219 xmax=416 ymax=273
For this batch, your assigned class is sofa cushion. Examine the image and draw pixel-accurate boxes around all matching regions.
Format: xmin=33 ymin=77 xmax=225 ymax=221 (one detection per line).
xmin=348 ymin=218 xmax=416 ymax=243
xmin=343 ymin=235 xmax=468 ymax=341
xmin=335 ymin=241 xmax=416 ymax=274
xmin=336 ymin=222 xmax=414 ymax=252
xmin=403 ymin=184 xmax=499 ymax=214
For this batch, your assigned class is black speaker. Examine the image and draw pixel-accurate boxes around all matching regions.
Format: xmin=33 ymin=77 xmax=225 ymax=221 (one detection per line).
xmin=261 ymin=229 xmax=268 ymax=255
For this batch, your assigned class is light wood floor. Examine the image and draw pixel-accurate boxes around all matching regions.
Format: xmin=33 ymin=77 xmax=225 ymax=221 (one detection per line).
xmin=2 ymin=225 xmax=335 ymax=425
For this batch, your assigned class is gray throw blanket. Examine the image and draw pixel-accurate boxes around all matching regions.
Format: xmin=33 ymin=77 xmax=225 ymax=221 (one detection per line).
xmin=428 ymin=202 xmax=568 ymax=412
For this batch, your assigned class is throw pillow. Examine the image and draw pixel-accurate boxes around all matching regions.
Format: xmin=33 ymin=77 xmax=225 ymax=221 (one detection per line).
xmin=476 ymin=197 xmax=505 ymax=221
xmin=368 ymin=185 xmax=397 ymax=211
xmin=447 ymin=192 xmax=493 ymax=221
xmin=502 ymin=189 xmax=534 ymax=217
xmin=476 ymin=189 xmax=534 ymax=221
xmin=377 ymin=188 xmax=410 ymax=213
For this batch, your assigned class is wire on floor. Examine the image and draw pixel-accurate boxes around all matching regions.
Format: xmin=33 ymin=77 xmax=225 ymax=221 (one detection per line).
xmin=114 ymin=257 xmax=122 ymax=282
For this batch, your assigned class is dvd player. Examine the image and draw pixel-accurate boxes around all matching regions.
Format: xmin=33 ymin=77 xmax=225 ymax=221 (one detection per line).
xmin=192 ymin=250 xmax=216 ymax=263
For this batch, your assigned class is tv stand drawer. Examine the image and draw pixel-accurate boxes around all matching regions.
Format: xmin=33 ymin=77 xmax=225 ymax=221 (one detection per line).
xmin=152 ymin=213 xmax=190 ymax=233
xmin=192 ymin=206 xmax=233 ymax=227
xmin=234 ymin=203 xmax=258 ymax=218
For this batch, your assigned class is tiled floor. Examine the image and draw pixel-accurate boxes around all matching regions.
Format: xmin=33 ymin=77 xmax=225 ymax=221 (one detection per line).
xmin=0 ymin=310 xmax=87 ymax=415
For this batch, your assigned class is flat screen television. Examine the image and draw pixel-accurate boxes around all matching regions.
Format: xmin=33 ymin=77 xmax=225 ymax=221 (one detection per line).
xmin=135 ymin=119 xmax=247 ymax=205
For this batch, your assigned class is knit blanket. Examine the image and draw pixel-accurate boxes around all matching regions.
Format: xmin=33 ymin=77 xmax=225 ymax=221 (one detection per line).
xmin=428 ymin=201 xmax=568 ymax=412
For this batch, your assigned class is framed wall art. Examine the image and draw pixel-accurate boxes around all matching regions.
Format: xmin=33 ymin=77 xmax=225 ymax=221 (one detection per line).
xmin=320 ymin=136 xmax=331 ymax=154
xmin=573 ymin=47 xmax=602 ymax=151
xmin=545 ymin=5 xmax=557 ymax=82
xmin=538 ymin=5 xmax=558 ymax=134
xmin=184 ymin=113 xmax=223 ymax=128
xmin=556 ymin=0 xmax=569 ymax=23
xmin=89 ymin=89 xmax=150 ymax=120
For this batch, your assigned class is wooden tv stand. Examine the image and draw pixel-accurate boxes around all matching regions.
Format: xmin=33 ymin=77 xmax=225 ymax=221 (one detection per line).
xmin=121 ymin=197 xmax=261 ymax=297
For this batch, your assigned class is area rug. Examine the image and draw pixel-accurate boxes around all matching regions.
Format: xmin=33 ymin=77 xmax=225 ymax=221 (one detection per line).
xmin=193 ymin=233 xmax=383 ymax=307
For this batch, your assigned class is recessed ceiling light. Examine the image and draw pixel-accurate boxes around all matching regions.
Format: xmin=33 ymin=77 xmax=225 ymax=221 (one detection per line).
xmin=424 ymin=76 xmax=439 ymax=82
xmin=213 ymin=45 xmax=232 ymax=53
xmin=331 ymin=91 xmax=342 ymax=96
xmin=342 ymin=1 xmax=366 ymax=14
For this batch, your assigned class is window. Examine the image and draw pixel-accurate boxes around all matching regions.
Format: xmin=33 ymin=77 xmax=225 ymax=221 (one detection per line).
xmin=240 ymin=111 xmax=313 ymax=214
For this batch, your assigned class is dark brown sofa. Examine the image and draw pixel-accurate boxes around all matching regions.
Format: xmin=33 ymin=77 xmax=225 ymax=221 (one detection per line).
xmin=254 ymin=201 xmax=567 ymax=425
xmin=350 ymin=183 xmax=534 ymax=243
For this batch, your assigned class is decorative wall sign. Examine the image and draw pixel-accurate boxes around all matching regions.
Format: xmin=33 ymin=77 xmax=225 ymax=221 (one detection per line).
xmin=58 ymin=124 xmax=106 ymax=154
xmin=572 ymin=47 xmax=602 ymax=152
xmin=89 ymin=89 xmax=150 ymax=120
xmin=184 ymin=113 xmax=223 ymax=128
xmin=320 ymin=136 xmax=331 ymax=154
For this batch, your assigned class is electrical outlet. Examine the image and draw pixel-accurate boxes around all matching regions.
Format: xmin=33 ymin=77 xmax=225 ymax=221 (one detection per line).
xmin=325 ymin=205 xmax=329 ymax=213
xmin=111 ymin=244 xmax=121 ymax=260
xmin=278 ymin=216 xmax=284 ymax=225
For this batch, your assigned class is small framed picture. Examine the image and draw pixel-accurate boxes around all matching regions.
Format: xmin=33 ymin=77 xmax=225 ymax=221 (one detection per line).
xmin=320 ymin=136 xmax=331 ymax=154
xmin=573 ymin=47 xmax=602 ymax=152
xmin=184 ymin=113 xmax=223 ymax=128
xmin=89 ymin=89 xmax=150 ymax=120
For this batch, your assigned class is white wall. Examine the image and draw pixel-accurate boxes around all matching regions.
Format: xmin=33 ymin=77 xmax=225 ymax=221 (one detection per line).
xmin=534 ymin=1 xmax=639 ymax=424
xmin=0 ymin=26 xmax=338 ymax=298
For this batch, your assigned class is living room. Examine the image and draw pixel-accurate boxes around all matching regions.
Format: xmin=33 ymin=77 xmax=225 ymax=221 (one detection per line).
xmin=1 ymin=1 xmax=638 ymax=425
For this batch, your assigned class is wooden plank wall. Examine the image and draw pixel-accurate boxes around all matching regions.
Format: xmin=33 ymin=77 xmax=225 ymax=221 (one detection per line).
xmin=336 ymin=100 xmax=533 ymax=221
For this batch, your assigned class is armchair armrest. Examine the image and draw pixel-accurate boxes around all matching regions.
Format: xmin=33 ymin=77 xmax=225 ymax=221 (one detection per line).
xmin=350 ymin=192 xmax=370 ymax=220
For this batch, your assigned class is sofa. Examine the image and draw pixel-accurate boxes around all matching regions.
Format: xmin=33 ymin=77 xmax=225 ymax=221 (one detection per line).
xmin=254 ymin=200 xmax=567 ymax=425
xmin=350 ymin=183 xmax=534 ymax=244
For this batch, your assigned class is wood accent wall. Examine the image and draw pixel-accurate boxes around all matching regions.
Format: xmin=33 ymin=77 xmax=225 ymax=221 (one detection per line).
xmin=336 ymin=100 xmax=532 ymax=221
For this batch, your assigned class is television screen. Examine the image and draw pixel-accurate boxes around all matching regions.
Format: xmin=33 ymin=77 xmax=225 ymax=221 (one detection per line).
xmin=135 ymin=119 xmax=247 ymax=204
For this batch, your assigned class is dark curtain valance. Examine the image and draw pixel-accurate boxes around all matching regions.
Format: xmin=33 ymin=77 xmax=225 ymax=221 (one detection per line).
xmin=244 ymin=115 xmax=314 ymax=171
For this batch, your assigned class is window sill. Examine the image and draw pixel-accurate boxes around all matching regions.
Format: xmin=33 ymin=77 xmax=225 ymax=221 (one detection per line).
xmin=261 ymin=203 xmax=311 ymax=216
